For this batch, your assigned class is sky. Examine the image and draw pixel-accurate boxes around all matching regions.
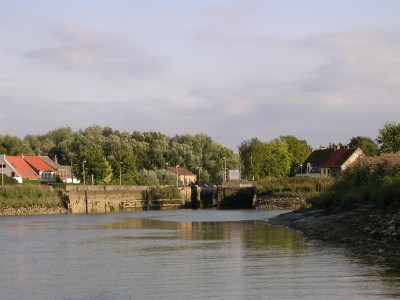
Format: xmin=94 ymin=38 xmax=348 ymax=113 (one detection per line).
xmin=1 ymin=0 xmax=400 ymax=151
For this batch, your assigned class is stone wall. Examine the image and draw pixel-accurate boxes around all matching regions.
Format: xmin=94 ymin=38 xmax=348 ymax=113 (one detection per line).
xmin=59 ymin=185 xmax=191 ymax=213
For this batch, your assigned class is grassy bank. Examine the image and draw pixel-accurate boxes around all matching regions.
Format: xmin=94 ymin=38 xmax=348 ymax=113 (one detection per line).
xmin=309 ymin=153 xmax=400 ymax=211
xmin=256 ymin=176 xmax=333 ymax=199
xmin=0 ymin=185 xmax=64 ymax=209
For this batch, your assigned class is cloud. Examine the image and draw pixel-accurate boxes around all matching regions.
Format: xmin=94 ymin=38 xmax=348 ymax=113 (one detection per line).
xmin=3 ymin=26 xmax=400 ymax=150
xmin=24 ymin=23 xmax=168 ymax=77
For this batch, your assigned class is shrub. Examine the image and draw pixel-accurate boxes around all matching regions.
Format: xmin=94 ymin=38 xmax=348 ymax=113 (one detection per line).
xmin=309 ymin=153 xmax=400 ymax=210
xmin=0 ymin=185 xmax=62 ymax=208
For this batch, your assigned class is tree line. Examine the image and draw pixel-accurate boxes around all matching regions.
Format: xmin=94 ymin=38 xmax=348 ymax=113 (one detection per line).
xmin=0 ymin=122 xmax=399 ymax=185
xmin=0 ymin=125 xmax=238 ymax=185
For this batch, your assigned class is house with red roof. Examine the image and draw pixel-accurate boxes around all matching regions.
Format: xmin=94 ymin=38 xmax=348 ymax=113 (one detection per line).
xmin=1 ymin=154 xmax=79 ymax=184
xmin=296 ymin=146 xmax=364 ymax=178
xmin=3 ymin=155 xmax=39 ymax=183
xmin=23 ymin=155 xmax=58 ymax=183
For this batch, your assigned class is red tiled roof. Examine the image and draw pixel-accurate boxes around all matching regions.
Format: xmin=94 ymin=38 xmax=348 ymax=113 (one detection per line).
xmin=23 ymin=155 xmax=56 ymax=173
xmin=5 ymin=156 xmax=39 ymax=179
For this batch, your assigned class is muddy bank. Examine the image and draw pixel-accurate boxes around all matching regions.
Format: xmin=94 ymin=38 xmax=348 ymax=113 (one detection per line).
xmin=254 ymin=196 xmax=309 ymax=210
xmin=268 ymin=206 xmax=400 ymax=265
xmin=0 ymin=206 xmax=68 ymax=216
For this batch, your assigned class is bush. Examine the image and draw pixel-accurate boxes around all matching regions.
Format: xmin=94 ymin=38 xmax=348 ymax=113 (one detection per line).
xmin=0 ymin=185 xmax=62 ymax=208
xmin=148 ymin=186 xmax=180 ymax=200
xmin=256 ymin=177 xmax=333 ymax=198
xmin=309 ymin=153 xmax=400 ymax=210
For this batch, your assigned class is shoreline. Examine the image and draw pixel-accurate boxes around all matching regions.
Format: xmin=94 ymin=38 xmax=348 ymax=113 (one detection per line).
xmin=267 ymin=206 xmax=400 ymax=266
xmin=0 ymin=206 xmax=68 ymax=216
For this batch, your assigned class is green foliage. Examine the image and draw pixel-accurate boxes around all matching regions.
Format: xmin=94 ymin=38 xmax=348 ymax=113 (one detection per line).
xmin=0 ymin=135 xmax=32 ymax=155
xmin=349 ymin=136 xmax=379 ymax=156
xmin=148 ymin=186 xmax=180 ymax=200
xmin=0 ymin=185 xmax=62 ymax=208
xmin=77 ymin=149 xmax=113 ymax=184
xmin=256 ymin=177 xmax=333 ymax=198
xmin=1 ymin=175 xmax=18 ymax=185
xmin=239 ymin=138 xmax=294 ymax=180
xmin=377 ymin=122 xmax=400 ymax=153
xmin=279 ymin=135 xmax=311 ymax=175
xmin=136 ymin=169 xmax=160 ymax=186
xmin=309 ymin=153 xmax=400 ymax=210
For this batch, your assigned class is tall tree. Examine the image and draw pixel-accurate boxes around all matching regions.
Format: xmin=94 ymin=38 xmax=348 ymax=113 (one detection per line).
xmin=377 ymin=122 xmax=400 ymax=153
xmin=260 ymin=140 xmax=291 ymax=178
xmin=0 ymin=135 xmax=32 ymax=155
xmin=279 ymin=135 xmax=311 ymax=175
xmin=238 ymin=138 xmax=266 ymax=180
xmin=77 ymin=148 xmax=113 ymax=185
xmin=349 ymin=136 xmax=379 ymax=156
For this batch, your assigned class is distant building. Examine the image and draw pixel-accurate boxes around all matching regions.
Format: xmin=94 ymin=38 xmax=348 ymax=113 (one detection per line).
xmin=2 ymin=155 xmax=39 ymax=183
xmin=166 ymin=166 xmax=197 ymax=186
xmin=39 ymin=155 xmax=78 ymax=184
xmin=0 ymin=154 xmax=79 ymax=184
xmin=296 ymin=146 xmax=364 ymax=178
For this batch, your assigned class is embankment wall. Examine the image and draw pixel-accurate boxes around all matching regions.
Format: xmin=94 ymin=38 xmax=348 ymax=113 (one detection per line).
xmin=59 ymin=185 xmax=191 ymax=213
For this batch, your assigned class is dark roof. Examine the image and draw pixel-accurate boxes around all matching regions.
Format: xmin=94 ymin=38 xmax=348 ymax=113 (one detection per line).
xmin=303 ymin=148 xmax=334 ymax=167
xmin=302 ymin=147 xmax=360 ymax=169
xmin=322 ymin=148 xmax=358 ymax=168
xmin=39 ymin=156 xmax=72 ymax=175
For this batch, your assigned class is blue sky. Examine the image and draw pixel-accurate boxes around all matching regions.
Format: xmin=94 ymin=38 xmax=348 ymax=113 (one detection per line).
xmin=1 ymin=0 xmax=400 ymax=150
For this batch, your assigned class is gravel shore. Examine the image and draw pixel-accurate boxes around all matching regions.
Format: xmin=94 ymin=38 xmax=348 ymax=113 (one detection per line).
xmin=0 ymin=206 xmax=68 ymax=216
xmin=268 ymin=205 xmax=400 ymax=266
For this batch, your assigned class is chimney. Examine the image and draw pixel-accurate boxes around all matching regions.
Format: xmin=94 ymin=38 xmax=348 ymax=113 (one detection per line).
xmin=54 ymin=155 xmax=58 ymax=164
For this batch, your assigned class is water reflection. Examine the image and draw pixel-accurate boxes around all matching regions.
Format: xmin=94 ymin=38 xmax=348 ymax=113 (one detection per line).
xmin=0 ymin=210 xmax=399 ymax=300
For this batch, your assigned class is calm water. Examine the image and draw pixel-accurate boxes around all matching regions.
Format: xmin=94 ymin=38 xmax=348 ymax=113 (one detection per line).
xmin=0 ymin=209 xmax=399 ymax=300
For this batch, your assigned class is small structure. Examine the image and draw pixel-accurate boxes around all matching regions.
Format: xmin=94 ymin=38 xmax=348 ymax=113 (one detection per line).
xmin=166 ymin=166 xmax=197 ymax=186
xmin=39 ymin=155 xmax=78 ymax=183
xmin=296 ymin=146 xmax=364 ymax=178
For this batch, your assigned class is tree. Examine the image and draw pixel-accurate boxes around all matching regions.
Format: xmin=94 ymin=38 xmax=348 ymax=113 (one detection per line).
xmin=238 ymin=138 xmax=265 ymax=180
xmin=0 ymin=135 xmax=32 ymax=155
xmin=349 ymin=136 xmax=379 ymax=156
xmin=108 ymin=148 xmax=137 ymax=185
xmin=77 ymin=149 xmax=113 ymax=185
xmin=279 ymin=135 xmax=311 ymax=175
xmin=377 ymin=122 xmax=400 ymax=153
xmin=260 ymin=140 xmax=291 ymax=178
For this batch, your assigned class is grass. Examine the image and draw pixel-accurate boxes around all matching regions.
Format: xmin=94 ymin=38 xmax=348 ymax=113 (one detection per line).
xmin=0 ymin=185 xmax=63 ymax=209
xmin=256 ymin=176 xmax=334 ymax=199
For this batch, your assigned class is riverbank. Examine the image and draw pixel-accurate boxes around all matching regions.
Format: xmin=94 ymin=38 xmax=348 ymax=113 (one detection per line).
xmin=0 ymin=206 xmax=68 ymax=216
xmin=268 ymin=205 xmax=400 ymax=265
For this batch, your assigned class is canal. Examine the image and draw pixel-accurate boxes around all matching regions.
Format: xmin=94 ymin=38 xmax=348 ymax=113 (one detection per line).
xmin=0 ymin=209 xmax=399 ymax=299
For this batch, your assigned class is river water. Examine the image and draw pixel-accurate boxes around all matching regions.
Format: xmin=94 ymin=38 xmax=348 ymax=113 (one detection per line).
xmin=0 ymin=209 xmax=399 ymax=300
